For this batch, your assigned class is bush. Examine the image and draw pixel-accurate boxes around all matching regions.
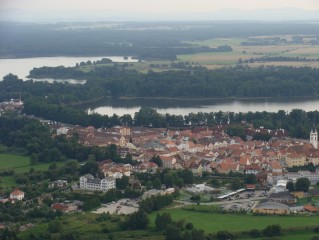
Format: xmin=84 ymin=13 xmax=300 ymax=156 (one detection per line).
xmin=263 ymin=224 xmax=281 ymax=237
xmin=122 ymin=210 xmax=149 ymax=230
xmin=249 ymin=229 xmax=261 ymax=238
xmin=155 ymin=213 xmax=173 ymax=231
xmin=165 ymin=225 xmax=182 ymax=240
xmin=185 ymin=222 xmax=194 ymax=230
xmin=190 ymin=195 xmax=201 ymax=202
xmin=216 ymin=230 xmax=235 ymax=240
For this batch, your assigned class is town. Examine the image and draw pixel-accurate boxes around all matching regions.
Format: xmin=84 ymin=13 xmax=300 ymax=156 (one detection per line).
xmin=2 ymin=99 xmax=319 ymax=239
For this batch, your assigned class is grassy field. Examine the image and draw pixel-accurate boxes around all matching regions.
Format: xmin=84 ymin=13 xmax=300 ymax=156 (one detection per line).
xmin=0 ymin=176 xmax=16 ymax=188
xmin=279 ymin=231 xmax=318 ymax=240
xmin=74 ymin=36 xmax=319 ymax=72
xmin=180 ymin=37 xmax=319 ymax=68
xmin=178 ymin=51 xmax=255 ymax=65
xmin=0 ymin=153 xmax=55 ymax=174
xmin=17 ymin=208 xmax=319 ymax=240
xmin=149 ymin=208 xmax=319 ymax=234
xmin=241 ymin=230 xmax=318 ymax=240
xmin=18 ymin=213 xmax=164 ymax=240
xmin=0 ymin=153 xmax=63 ymax=188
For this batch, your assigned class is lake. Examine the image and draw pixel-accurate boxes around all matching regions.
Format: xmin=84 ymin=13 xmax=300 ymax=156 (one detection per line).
xmin=86 ymin=97 xmax=319 ymax=115
xmin=0 ymin=56 xmax=138 ymax=83
xmin=2 ymin=56 xmax=319 ymax=114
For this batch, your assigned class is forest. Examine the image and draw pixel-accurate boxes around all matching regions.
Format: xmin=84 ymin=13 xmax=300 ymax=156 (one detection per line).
xmin=1 ymin=21 xmax=318 ymax=59
xmin=27 ymin=65 xmax=319 ymax=98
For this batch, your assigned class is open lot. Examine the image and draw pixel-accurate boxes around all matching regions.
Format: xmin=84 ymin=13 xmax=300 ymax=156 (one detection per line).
xmin=92 ymin=198 xmax=139 ymax=215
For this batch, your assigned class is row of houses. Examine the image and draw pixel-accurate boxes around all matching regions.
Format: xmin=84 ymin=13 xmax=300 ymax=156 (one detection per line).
xmin=53 ymin=124 xmax=319 ymax=187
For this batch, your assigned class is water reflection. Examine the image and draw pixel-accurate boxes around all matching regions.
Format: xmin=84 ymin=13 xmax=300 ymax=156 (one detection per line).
xmin=0 ymin=56 xmax=138 ymax=80
xmin=30 ymin=78 xmax=86 ymax=84
xmin=86 ymin=97 xmax=319 ymax=115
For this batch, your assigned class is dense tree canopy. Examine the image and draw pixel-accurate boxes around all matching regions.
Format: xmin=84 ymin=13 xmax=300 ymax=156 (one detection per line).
xmin=295 ymin=178 xmax=311 ymax=192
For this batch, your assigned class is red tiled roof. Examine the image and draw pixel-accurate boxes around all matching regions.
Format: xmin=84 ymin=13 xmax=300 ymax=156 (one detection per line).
xmin=304 ymin=205 xmax=318 ymax=212
xmin=10 ymin=189 xmax=24 ymax=196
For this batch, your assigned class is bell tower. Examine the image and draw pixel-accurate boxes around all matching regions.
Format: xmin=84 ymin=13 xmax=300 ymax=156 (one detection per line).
xmin=310 ymin=128 xmax=318 ymax=149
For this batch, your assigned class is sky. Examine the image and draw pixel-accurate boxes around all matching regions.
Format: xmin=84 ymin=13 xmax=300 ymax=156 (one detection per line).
xmin=1 ymin=0 xmax=319 ymax=12
xmin=1 ymin=0 xmax=319 ymax=21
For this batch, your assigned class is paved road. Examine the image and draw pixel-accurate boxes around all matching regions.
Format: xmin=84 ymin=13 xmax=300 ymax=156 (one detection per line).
xmin=173 ymin=196 xmax=267 ymax=206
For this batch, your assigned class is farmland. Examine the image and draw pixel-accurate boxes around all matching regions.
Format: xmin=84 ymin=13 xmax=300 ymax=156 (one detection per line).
xmin=180 ymin=36 xmax=319 ymax=68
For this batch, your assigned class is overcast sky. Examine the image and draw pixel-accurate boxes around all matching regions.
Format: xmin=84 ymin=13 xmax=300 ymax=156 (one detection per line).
xmin=1 ymin=0 xmax=319 ymax=12
xmin=1 ymin=0 xmax=319 ymax=22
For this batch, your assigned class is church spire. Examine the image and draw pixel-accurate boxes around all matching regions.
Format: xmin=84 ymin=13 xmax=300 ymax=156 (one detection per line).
xmin=310 ymin=124 xmax=318 ymax=149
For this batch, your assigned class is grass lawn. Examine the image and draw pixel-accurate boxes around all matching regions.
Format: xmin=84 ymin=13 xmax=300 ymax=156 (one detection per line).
xmin=149 ymin=208 xmax=319 ymax=233
xmin=0 ymin=153 xmax=58 ymax=174
xmin=279 ymin=231 xmax=319 ymax=240
xmin=0 ymin=154 xmax=32 ymax=170
xmin=0 ymin=176 xmax=16 ymax=188
xmin=0 ymin=153 xmax=64 ymax=188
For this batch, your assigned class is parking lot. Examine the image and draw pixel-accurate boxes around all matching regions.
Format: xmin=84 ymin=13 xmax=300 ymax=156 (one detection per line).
xmin=216 ymin=189 xmax=271 ymax=212
xmin=225 ymin=190 xmax=270 ymax=201
xmin=92 ymin=198 xmax=139 ymax=215
xmin=221 ymin=201 xmax=256 ymax=212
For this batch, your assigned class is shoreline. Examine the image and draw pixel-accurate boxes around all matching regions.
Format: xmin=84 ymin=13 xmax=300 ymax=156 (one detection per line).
xmin=118 ymin=95 xmax=319 ymax=101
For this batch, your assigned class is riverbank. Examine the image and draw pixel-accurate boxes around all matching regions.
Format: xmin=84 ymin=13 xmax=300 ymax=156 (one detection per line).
xmin=118 ymin=95 xmax=319 ymax=102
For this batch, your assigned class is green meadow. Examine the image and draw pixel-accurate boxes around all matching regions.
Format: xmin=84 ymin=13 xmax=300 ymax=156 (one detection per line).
xmin=149 ymin=208 xmax=319 ymax=233
xmin=0 ymin=153 xmax=62 ymax=188
xmin=18 ymin=213 xmax=164 ymax=240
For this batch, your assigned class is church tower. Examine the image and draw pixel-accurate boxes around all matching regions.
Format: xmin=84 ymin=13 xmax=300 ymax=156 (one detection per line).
xmin=310 ymin=128 xmax=318 ymax=149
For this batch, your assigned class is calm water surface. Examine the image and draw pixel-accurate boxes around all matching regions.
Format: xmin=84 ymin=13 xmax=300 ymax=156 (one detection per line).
xmin=2 ymin=56 xmax=319 ymax=114
xmin=0 ymin=56 xmax=137 ymax=83
xmin=87 ymin=97 xmax=319 ymax=115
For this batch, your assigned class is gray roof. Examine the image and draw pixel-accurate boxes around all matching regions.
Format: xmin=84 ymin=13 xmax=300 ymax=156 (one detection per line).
xmin=255 ymin=201 xmax=289 ymax=210
xmin=87 ymin=178 xmax=102 ymax=184
xmin=83 ymin=174 xmax=94 ymax=179
xmin=105 ymin=176 xmax=115 ymax=182
xmin=269 ymin=191 xmax=295 ymax=199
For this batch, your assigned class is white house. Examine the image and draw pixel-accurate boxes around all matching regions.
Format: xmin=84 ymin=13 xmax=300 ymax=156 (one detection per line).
xmin=79 ymin=174 xmax=115 ymax=192
xmin=10 ymin=189 xmax=25 ymax=201
xmin=273 ymin=180 xmax=288 ymax=193
xmin=57 ymin=127 xmax=69 ymax=136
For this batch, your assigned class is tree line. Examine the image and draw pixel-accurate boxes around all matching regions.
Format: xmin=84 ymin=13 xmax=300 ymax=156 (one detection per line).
xmin=25 ymin=65 xmax=319 ymax=98
xmin=239 ymin=56 xmax=319 ymax=64
xmin=22 ymin=99 xmax=319 ymax=139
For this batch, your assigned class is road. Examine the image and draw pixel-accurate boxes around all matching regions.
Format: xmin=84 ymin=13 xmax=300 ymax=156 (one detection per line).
xmin=173 ymin=196 xmax=267 ymax=207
